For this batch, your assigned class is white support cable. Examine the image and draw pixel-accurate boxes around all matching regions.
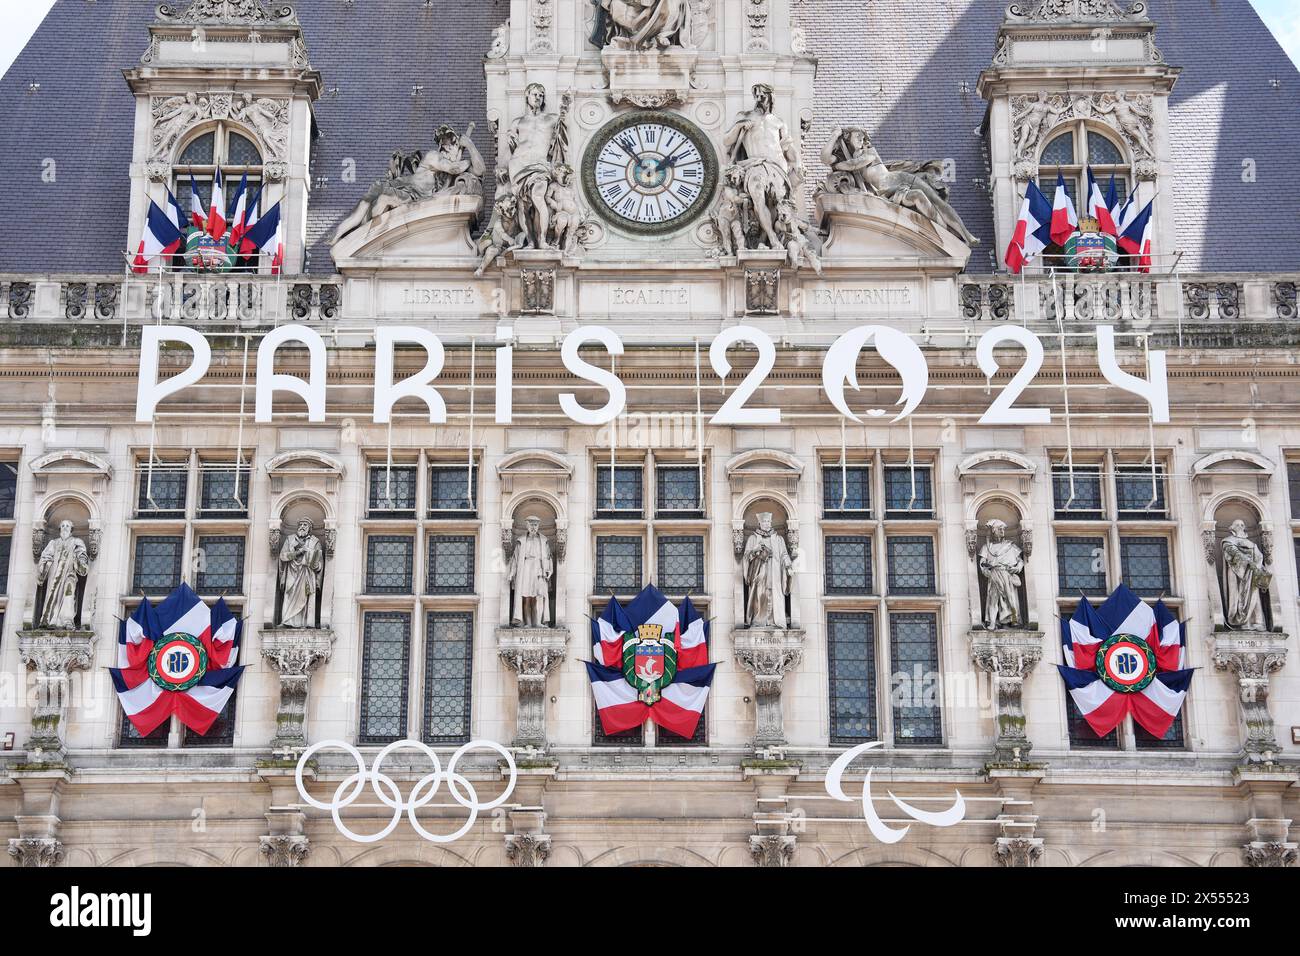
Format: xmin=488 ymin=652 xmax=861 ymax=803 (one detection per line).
xmin=233 ymin=335 xmax=250 ymax=511
xmin=1053 ymin=269 xmax=1078 ymax=512
xmin=467 ymin=337 xmax=476 ymax=502
xmin=694 ymin=338 xmax=704 ymax=503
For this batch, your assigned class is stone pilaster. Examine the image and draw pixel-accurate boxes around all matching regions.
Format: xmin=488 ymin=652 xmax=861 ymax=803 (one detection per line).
xmin=1212 ymin=632 xmax=1289 ymax=763
xmin=733 ymin=627 xmax=806 ymax=749
xmin=7 ymin=769 xmax=70 ymax=867
xmin=744 ymin=762 xmax=801 ymax=867
xmin=256 ymin=764 xmax=313 ymax=867
xmin=16 ymin=629 xmax=96 ymax=762
xmin=989 ymin=767 xmax=1045 ymax=867
xmin=259 ymin=627 xmax=335 ymax=752
xmin=969 ymin=628 xmax=1044 ymax=765
xmin=1234 ymin=767 xmax=1299 ymax=867
xmin=496 ymin=626 xmax=568 ymax=750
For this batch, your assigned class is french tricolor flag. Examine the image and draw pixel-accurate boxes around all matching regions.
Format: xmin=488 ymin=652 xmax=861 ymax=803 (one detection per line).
xmin=227 ymin=173 xmax=249 ymax=247
xmin=585 ymin=662 xmax=649 ymax=736
xmin=1118 ymin=197 xmax=1154 ymax=257
xmin=677 ymin=595 xmax=710 ymax=670
xmin=131 ymin=199 xmax=186 ymax=274
xmin=1049 ymin=171 xmax=1078 ymax=247
xmin=189 ymin=172 xmax=208 ymax=231
xmin=1086 ymin=167 xmax=1119 ymax=237
xmin=109 ymin=583 xmax=245 ymax=738
xmin=1004 ymin=180 xmax=1053 ymax=274
xmin=591 ymin=598 xmax=631 ymax=668
xmin=238 ymin=184 xmax=263 ymax=257
xmin=1059 ymin=666 xmax=1194 ymax=740
xmin=242 ymin=199 xmax=283 ymax=272
xmin=648 ymin=665 xmax=716 ymax=739
xmin=207 ymin=167 xmax=227 ymax=241
xmin=1060 ymin=597 xmax=1106 ymax=670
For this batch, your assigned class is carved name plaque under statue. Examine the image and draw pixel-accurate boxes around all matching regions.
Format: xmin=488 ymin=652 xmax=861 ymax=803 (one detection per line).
xmin=497 ymin=626 xmax=569 ymax=750
xmin=733 ymin=627 xmax=806 ymax=748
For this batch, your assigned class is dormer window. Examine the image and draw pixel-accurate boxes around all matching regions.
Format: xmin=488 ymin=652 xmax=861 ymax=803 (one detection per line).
xmin=1036 ymin=123 xmax=1133 ymax=267
xmin=174 ymin=124 xmax=264 ymax=211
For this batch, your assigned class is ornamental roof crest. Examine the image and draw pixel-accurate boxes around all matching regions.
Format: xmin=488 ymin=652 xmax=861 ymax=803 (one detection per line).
xmin=155 ymin=0 xmax=299 ymax=26
xmin=1005 ymin=0 xmax=1149 ymax=22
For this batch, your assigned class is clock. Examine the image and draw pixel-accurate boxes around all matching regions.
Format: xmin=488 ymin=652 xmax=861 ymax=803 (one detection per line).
xmin=582 ymin=111 xmax=718 ymax=236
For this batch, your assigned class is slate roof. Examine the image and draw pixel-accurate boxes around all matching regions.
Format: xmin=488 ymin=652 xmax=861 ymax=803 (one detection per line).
xmin=0 ymin=0 xmax=1296 ymax=276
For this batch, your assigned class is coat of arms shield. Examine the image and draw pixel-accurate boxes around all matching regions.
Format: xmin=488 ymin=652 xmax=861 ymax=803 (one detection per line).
xmin=623 ymin=622 xmax=678 ymax=704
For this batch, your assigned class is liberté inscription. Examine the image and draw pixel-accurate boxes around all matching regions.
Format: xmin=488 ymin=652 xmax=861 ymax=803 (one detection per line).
xmin=401 ymin=287 xmax=477 ymax=306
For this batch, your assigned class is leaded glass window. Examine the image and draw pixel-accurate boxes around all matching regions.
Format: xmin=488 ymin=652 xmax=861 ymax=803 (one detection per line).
xmin=423 ymin=611 xmax=473 ymax=744
xmin=426 ymin=535 xmax=475 ymax=594
xmin=133 ymin=536 xmax=184 ymax=595
xmin=359 ymin=612 xmax=411 ymax=743
xmin=1115 ymin=466 xmax=1167 ymax=518
xmin=593 ymin=706 xmax=644 ymax=745
xmin=1057 ymin=536 xmax=1107 ymax=595
xmin=119 ymin=710 xmax=169 ymax=748
xmin=595 ymin=464 xmax=643 ymax=518
xmin=1135 ymin=710 xmax=1186 ymax=750
xmin=195 ymin=535 xmax=245 ymax=594
xmin=136 ymin=464 xmax=187 ymax=516
xmin=1052 ymin=465 xmax=1103 ymax=519
xmin=428 ymin=464 xmax=477 ymax=517
xmin=657 ymin=535 xmax=704 ymax=594
xmin=1289 ymin=463 xmax=1300 ymax=519
xmin=366 ymin=535 xmax=414 ymax=594
xmin=823 ymin=464 xmax=871 ymax=517
xmin=828 ymin=611 xmax=877 ymax=743
xmin=655 ymin=465 xmax=702 ymax=517
xmin=886 ymin=536 xmax=936 ymax=595
xmin=0 ymin=535 xmax=10 ymax=593
xmin=883 ymin=466 xmax=933 ymax=517
xmin=889 ymin=612 xmax=942 ymax=745
xmin=595 ymin=536 xmax=642 ymax=594
xmin=368 ymin=464 xmax=417 ymax=517
xmin=1120 ymin=536 xmax=1171 ymax=596
xmin=1295 ymin=538 xmax=1300 ymax=595
xmin=825 ymin=535 xmax=872 ymax=594
xmin=0 ymin=461 xmax=16 ymax=520
xmin=183 ymin=688 xmax=237 ymax=747
xmin=1067 ymin=695 xmax=1120 ymax=749
xmin=199 ymin=465 xmax=249 ymax=517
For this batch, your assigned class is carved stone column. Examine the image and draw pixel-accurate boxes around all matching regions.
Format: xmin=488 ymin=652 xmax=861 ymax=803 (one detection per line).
xmin=733 ymin=628 xmax=806 ymax=748
xmin=7 ymin=770 xmax=69 ymax=867
xmin=745 ymin=762 xmax=801 ymax=867
xmin=496 ymin=627 xmax=568 ymax=750
xmin=17 ymin=629 xmax=96 ymax=762
xmin=989 ymin=766 xmax=1045 ymax=866
xmin=1235 ymin=767 xmax=1299 ymax=867
xmin=260 ymin=628 xmax=335 ymax=752
xmin=968 ymin=629 xmax=1044 ymax=765
xmin=257 ymin=764 xmax=313 ymax=867
xmin=1212 ymin=632 xmax=1289 ymax=763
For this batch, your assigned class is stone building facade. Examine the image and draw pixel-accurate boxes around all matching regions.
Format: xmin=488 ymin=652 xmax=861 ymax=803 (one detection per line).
xmin=0 ymin=0 xmax=1297 ymax=867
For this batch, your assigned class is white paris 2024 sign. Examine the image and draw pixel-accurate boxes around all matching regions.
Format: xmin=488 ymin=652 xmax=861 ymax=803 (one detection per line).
xmin=134 ymin=324 xmax=1170 ymax=427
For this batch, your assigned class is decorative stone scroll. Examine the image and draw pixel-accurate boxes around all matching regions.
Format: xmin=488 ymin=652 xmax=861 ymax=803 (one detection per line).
xmin=149 ymin=92 xmax=291 ymax=165
xmin=1005 ymin=0 xmax=1148 ymax=23
xmin=155 ymin=0 xmax=299 ymax=26
xmin=1009 ymin=91 xmax=1155 ymax=174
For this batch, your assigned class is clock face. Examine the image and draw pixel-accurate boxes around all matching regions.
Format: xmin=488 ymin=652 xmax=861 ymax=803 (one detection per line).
xmin=582 ymin=112 xmax=718 ymax=235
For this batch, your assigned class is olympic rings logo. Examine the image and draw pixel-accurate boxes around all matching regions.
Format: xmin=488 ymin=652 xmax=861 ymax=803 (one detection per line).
xmin=295 ymin=739 xmax=517 ymax=845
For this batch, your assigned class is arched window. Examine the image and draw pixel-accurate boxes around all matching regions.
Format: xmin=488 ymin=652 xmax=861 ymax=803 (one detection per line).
xmin=1036 ymin=122 xmax=1130 ymax=212
xmin=173 ymin=123 xmax=264 ymax=223
xmin=1036 ymin=123 xmax=1133 ymax=267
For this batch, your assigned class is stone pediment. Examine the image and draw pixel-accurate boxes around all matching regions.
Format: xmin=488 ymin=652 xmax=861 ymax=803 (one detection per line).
xmin=331 ymin=194 xmax=483 ymax=271
xmin=816 ymin=192 xmax=973 ymax=270
xmin=30 ymin=450 xmax=113 ymax=479
xmin=265 ymin=450 xmax=344 ymax=478
xmin=725 ymin=449 xmax=804 ymax=479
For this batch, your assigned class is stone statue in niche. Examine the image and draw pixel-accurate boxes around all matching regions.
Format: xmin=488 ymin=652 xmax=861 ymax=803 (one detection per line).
xmin=330 ymin=123 xmax=486 ymax=244
xmin=278 ymin=518 xmax=325 ymax=629
xmin=1221 ymin=519 xmax=1270 ymax=631
xmin=742 ymin=513 xmax=796 ymax=629
xmin=35 ymin=520 xmax=89 ymax=630
xmin=719 ymin=85 xmax=809 ymax=256
xmin=504 ymin=84 xmax=571 ymax=248
xmin=978 ymin=519 xmax=1024 ymax=630
xmin=509 ymin=516 xmax=554 ymax=628
xmin=820 ymin=124 xmax=980 ymax=246
xmin=589 ymin=0 xmax=705 ymax=51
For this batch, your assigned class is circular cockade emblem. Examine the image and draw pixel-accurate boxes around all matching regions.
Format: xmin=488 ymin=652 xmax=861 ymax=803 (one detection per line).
xmin=1096 ymin=633 xmax=1156 ymax=694
xmin=147 ymin=633 xmax=208 ymax=692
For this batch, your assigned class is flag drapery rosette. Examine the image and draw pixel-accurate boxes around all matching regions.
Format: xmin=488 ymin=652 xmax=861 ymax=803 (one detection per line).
xmin=1057 ymin=584 xmax=1193 ymax=740
xmin=110 ymin=584 xmax=244 ymax=737
xmin=587 ymin=586 xmax=715 ymax=739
